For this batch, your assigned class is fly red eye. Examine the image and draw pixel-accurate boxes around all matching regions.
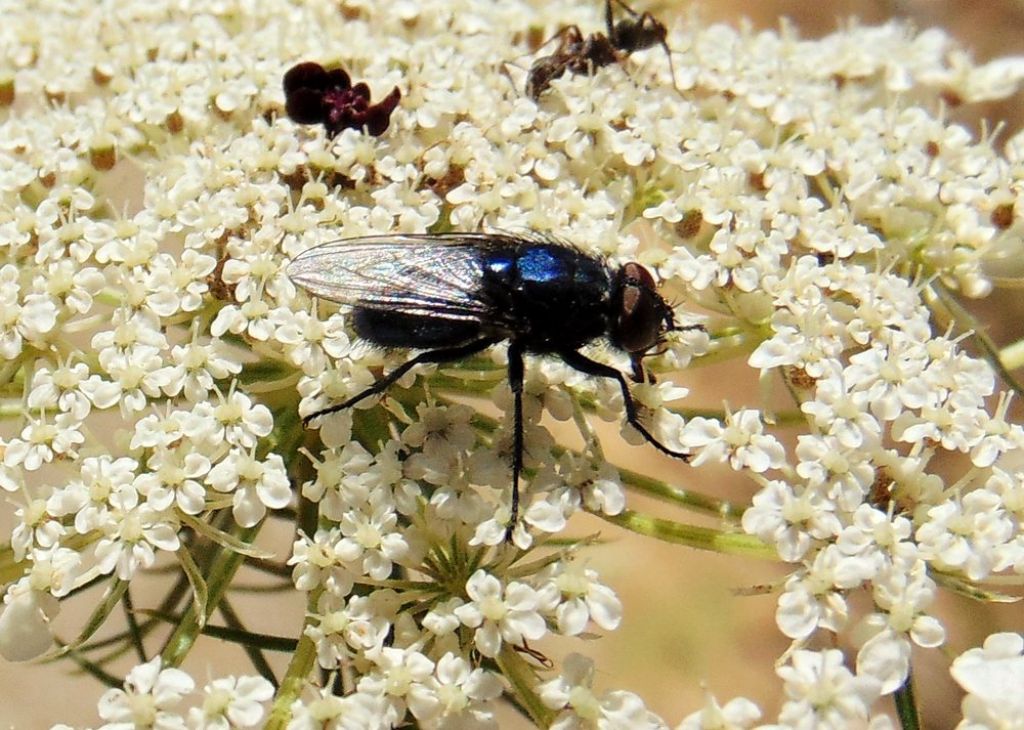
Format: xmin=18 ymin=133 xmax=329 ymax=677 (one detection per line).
xmin=611 ymin=262 xmax=671 ymax=354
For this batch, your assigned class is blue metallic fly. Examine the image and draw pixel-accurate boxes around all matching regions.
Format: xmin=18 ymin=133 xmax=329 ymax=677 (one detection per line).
xmin=287 ymin=232 xmax=691 ymax=538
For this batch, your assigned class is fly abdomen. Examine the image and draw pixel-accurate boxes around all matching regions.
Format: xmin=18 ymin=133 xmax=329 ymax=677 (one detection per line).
xmin=352 ymin=307 xmax=488 ymax=349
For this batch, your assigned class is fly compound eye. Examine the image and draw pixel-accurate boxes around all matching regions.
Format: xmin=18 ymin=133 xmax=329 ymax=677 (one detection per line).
xmin=613 ymin=262 xmax=669 ymax=354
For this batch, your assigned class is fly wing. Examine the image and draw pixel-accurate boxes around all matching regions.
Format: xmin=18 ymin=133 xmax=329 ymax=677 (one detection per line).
xmin=287 ymin=234 xmax=495 ymax=321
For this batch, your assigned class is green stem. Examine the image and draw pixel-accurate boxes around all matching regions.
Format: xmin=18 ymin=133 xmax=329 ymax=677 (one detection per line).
xmin=600 ymin=510 xmax=777 ymax=560
xmin=496 ymin=645 xmax=554 ymax=728
xmin=160 ymin=524 xmax=259 ymax=666
xmin=893 ymin=669 xmax=920 ymax=730
xmin=619 ymin=467 xmax=746 ymax=520
xmin=265 ymin=588 xmax=324 ymax=730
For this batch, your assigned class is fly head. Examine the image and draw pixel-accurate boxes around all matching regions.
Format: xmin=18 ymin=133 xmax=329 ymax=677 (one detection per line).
xmin=610 ymin=262 xmax=674 ymax=382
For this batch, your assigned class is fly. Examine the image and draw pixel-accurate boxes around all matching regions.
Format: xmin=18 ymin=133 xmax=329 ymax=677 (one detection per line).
xmin=287 ymin=232 xmax=692 ymax=539
xmin=526 ymin=0 xmax=678 ymax=99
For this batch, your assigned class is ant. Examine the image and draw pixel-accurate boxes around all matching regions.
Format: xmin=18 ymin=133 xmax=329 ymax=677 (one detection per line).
xmin=526 ymin=0 xmax=678 ymax=100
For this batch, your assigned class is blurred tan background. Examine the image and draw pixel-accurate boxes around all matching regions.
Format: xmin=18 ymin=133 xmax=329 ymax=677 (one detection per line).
xmin=4 ymin=1 xmax=1024 ymax=728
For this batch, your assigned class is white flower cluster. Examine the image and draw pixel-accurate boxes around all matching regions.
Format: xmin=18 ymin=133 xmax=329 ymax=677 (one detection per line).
xmin=51 ymin=657 xmax=275 ymax=730
xmin=2 ymin=0 xmax=1024 ymax=727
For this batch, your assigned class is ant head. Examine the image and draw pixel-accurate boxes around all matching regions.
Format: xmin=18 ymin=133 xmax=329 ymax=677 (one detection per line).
xmin=636 ymin=13 xmax=667 ymax=48
xmin=612 ymin=12 xmax=667 ymax=53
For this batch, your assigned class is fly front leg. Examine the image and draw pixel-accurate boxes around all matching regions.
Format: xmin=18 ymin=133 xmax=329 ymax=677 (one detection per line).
xmin=558 ymin=349 xmax=690 ymax=461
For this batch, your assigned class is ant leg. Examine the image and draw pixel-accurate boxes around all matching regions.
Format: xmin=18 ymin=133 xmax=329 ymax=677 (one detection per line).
xmin=303 ymin=338 xmax=498 ymax=426
xmin=610 ymin=0 xmax=643 ymax=19
xmin=557 ymin=349 xmax=690 ymax=461
xmin=547 ymin=24 xmax=584 ymax=53
xmin=504 ymin=340 xmax=526 ymax=541
xmin=653 ymin=29 xmax=680 ymax=93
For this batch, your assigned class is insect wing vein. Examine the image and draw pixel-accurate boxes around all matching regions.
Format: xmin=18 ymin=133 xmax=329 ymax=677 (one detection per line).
xmin=288 ymin=236 xmax=491 ymax=321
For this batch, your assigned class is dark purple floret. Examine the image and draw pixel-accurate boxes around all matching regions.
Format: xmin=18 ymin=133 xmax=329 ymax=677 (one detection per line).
xmin=282 ymin=61 xmax=401 ymax=138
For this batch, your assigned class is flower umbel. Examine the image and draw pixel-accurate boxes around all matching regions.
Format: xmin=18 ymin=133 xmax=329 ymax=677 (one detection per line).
xmin=2 ymin=0 xmax=1024 ymax=727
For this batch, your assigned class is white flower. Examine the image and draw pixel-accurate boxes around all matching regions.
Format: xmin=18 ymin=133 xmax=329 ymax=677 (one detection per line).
xmin=210 ymin=298 xmax=275 ymax=342
xmin=539 ymin=653 xmax=667 ymax=730
xmin=775 ymin=545 xmax=876 ymax=640
xmin=301 ymin=441 xmax=407 ymax=521
xmin=800 ymin=371 xmax=882 ymax=450
xmin=854 ymin=556 xmax=946 ymax=692
xmin=675 ymin=690 xmax=761 ymax=730
xmin=93 ymin=487 xmax=181 ymax=581
xmin=793 ymin=434 xmax=875 ymax=512
xmin=536 ymin=559 xmax=623 ymax=636
xmin=335 ymin=491 xmax=410 ymax=580
xmin=134 ymin=447 xmax=211 ymax=515
xmin=25 ymin=546 xmax=82 ymax=599
xmin=26 ymin=357 xmax=95 ymax=420
xmin=843 ymin=341 xmax=929 ymax=422
xmin=272 ymin=306 xmax=351 ymax=377
xmin=0 ymin=264 xmax=58 ymax=359
xmin=970 ymin=392 xmax=1024 ymax=468
xmin=4 ymin=412 xmax=84 ymax=471
xmin=96 ymin=344 xmax=167 ymax=415
xmin=305 ymin=594 xmax=390 ymax=669
xmin=422 ymin=598 xmax=464 ymax=639
xmin=193 ymin=390 xmax=274 ymax=450
xmin=402 ymin=402 xmax=478 ymax=463
xmin=774 ymin=650 xmax=881 ymax=729
xmin=453 ymin=570 xmax=546 ymax=658
xmin=206 ymin=449 xmax=291 ymax=528
xmin=130 ymin=408 xmax=190 ymax=450
xmin=98 ymin=657 xmax=194 ymax=730
xmin=357 ymin=646 xmax=435 ymax=716
xmin=11 ymin=497 xmax=65 ymax=561
xmin=152 ymin=336 xmax=242 ymax=402
xmin=145 ymin=249 xmax=217 ymax=317
xmin=288 ymin=527 xmax=360 ymax=596
xmin=187 ymin=674 xmax=274 ymax=730
xmin=286 ymin=686 xmax=394 ymax=730
xmin=48 ymin=455 xmax=139 ymax=535
xmin=951 ymin=633 xmax=1024 ymax=728
xmin=915 ymin=489 xmax=1014 ymax=580
xmin=407 ymin=652 xmax=503 ymax=728
xmin=836 ymin=505 xmax=915 ymax=570
xmin=680 ymin=409 xmax=786 ymax=473
xmin=742 ymin=479 xmax=841 ymax=562
xmin=527 ymin=455 xmax=626 ymax=534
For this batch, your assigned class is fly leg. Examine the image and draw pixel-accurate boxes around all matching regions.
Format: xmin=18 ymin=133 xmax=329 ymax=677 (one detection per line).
xmin=557 ymin=349 xmax=690 ymax=461
xmin=505 ymin=339 xmax=526 ymax=541
xmin=303 ymin=338 xmax=498 ymax=426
